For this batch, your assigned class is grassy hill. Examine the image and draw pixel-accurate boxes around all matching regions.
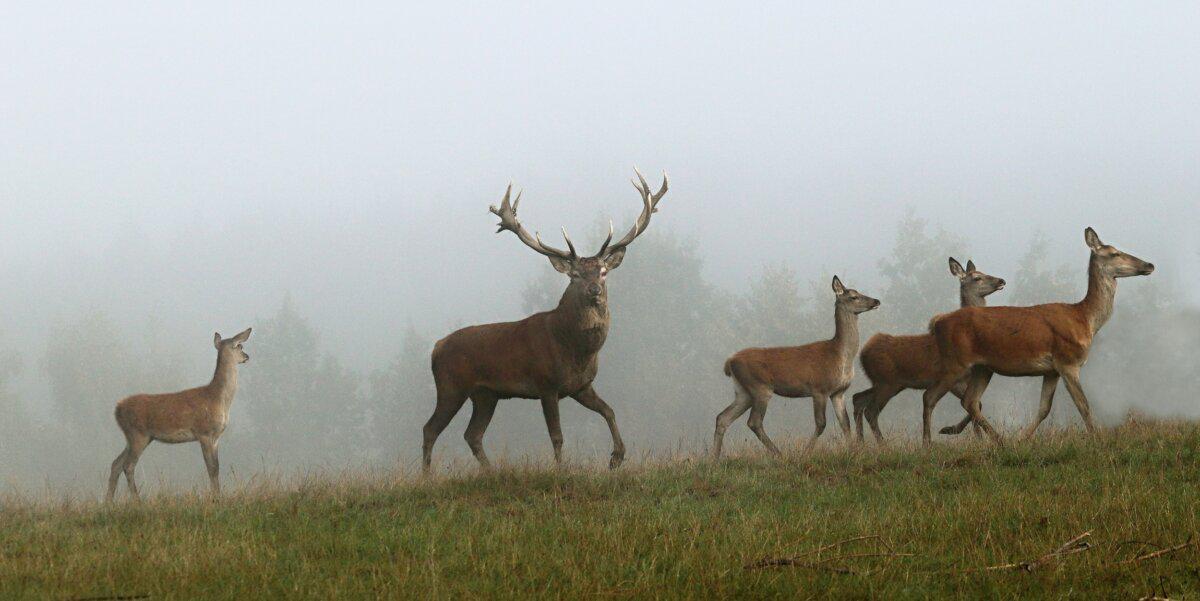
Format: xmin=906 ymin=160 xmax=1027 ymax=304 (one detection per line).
xmin=2 ymin=420 xmax=1198 ymax=599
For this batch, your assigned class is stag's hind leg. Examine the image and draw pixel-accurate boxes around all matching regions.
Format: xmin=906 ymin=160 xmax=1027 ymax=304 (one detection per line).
xmin=713 ymin=383 xmax=754 ymax=459
xmin=422 ymin=388 xmax=468 ymax=472
xmin=571 ymin=386 xmax=626 ymax=469
xmin=464 ymin=392 xmax=499 ymax=469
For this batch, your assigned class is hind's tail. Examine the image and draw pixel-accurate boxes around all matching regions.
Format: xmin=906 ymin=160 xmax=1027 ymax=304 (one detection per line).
xmin=723 ymin=358 xmax=733 ymax=377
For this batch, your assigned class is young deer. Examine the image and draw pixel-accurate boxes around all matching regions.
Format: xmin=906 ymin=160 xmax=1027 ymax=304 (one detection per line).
xmin=106 ymin=328 xmax=251 ymax=501
xmin=424 ymin=170 xmax=668 ymax=471
xmin=713 ymin=276 xmax=879 ymax=459
xmin=921 ymin=227 xmax=1153 ymax=444
xmin=851 ymin=258 xmax=1006 ymax=443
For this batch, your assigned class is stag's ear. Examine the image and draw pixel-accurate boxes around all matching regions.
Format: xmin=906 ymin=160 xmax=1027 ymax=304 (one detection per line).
xmin=948 ymin=257 xmax=965 ymax=278
xmin=1084 ymin=227 xmax=1103 ymax=250
xmin=548 ymin=255 xmax=574 ymax=274
xmin=232 ymin=327 xmax=252 ymax=344
xmin=832 ymin=275 xmax=845 ymax=295
xmin=602 ymin=248 xmax=627 ymax=271
xmin=966 ymin=259 xmax=976 ymax=273
xmin=214 ymin=332 xmax=223 ymax=350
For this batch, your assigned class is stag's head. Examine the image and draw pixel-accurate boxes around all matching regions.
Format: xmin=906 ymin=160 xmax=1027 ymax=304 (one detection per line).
xmin=489 ymin=169 xmax=668 ymax=307
xmin=832 ymin=276 xmax=880 ymax=314
xmin=214 ymin=328 xmax=252 ymax=364
xmin=949 ymin=257 xmax=1006 ymax=299
xmin=1085 ymin=227 xmax=1154 ymax=279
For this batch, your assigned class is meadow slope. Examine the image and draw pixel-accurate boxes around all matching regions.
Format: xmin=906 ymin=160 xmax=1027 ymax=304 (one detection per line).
xmin=2 ymin=421 xmax=1198 ymax=600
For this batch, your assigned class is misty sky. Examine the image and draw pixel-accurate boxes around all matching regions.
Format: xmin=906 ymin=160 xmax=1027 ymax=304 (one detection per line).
xmin=2 ymin=2 xmax=1197 ymax=382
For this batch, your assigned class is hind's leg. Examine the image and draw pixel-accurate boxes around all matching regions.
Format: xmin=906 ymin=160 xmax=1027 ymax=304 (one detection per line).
xmin=804 ymin=394 xmax=828 ymax=453
xmin=123 ymin=434 xmax=151 ymax=501
xmin=865 ymin=385 xmax=901 ymax=445
xmin=106 ymin=446 xmax=130 ymax=502
xmin=422 ymin=387 xmax=468 ymax=473
xmin=939 ymin=381 xmax=978 ymax=436
xmin=851 ymin=388 xmax=873 ymax=443
xmin=713 ymin=383 xmax=754 ymax=459
xmin=1020 ymin=374 xmax=1060 ymax=440
xmin=746 ymin=390 xmax=780 ymax=456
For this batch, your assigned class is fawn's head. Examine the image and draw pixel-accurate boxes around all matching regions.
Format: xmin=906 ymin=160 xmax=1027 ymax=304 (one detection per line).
xmin=490 ymin=169 xmax=668 ymax=307
xmin=1085 ymin=227 xmax=1154 ymax=279
xmin=949 ymin=257 xmax=1006 ymax=299
xmin=214 ymin=328 xmax=252 ymax=364
xmin=832 ymin=276 xmax=880 ymax=314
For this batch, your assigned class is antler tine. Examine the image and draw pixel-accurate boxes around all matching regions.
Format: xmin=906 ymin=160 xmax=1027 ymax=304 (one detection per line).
xmin=491 ymin=184 xmax=574 ymax=260
xmin=596 ymin=168 xmax=668 ymax=258
xmin=595 ymin=219 xmax=615 ymax=257
xmin=561 ymin=227 xmax=578 ymax=259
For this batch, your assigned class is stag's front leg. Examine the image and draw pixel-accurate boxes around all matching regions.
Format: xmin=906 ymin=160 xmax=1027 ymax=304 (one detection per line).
xmin=541 ymin=396 xmax=564 ymax=464
xmin=571 ymin=386 xmax=625 ymax=469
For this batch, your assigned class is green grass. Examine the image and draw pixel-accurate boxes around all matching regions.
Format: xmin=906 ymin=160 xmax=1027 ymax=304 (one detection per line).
xmin=2 ymin=421 xmax=1199 ymax=600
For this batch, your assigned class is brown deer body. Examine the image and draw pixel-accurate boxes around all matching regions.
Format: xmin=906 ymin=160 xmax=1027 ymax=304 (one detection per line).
xmin=106 ymin=328 xmax=251 ymax=501
xmin=852 ymin=258 xmax=1006 ymax=443
xmin=920 ymin=228 xmax=1153 ymax=444
xmin=423 ymin=170 xmax=668 ymax=471
xmin=713 ymin=277 xmax=879 ymax=458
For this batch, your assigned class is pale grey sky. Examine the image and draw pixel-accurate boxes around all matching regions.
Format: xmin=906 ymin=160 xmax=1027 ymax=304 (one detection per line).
xmin=1 ymin=2 xmax=1197 ymax=372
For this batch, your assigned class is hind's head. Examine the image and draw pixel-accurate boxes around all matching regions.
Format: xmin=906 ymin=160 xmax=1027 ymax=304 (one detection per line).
xmin=1085 ymin=227 xmax=1154 ymax=279
xmin=949 ymin=257 xmax=1005 ymax=302
xmin=832 ymin=276 xmax=880 ymax=314
xmin=214 ymin=328 xmax=252 ymax=364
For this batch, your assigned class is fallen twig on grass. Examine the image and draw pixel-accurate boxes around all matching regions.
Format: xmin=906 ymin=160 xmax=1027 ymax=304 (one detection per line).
xmin=1116 ymin=536 xmax=1194 ymax=566
xmin=943 ymin=531 xmax=1094 ymax=575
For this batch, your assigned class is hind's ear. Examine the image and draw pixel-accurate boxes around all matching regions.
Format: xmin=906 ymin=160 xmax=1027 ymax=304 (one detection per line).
xmin=966 ymin=259 xmax=976 ymax=273
xmin=1084 ymin=227 xmax=1103 ymax=250
xmin=232 ymin=327 xmax=252 ymax=344
xmin=948 ymin=257 xmax=965 ymax=278
xmin=214 ymin=332 xmax=223 ymax=349
xmin=831 ymin=275 xmax=845 ymax=295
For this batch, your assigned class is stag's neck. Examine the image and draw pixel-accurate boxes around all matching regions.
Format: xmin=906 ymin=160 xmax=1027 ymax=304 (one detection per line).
xmin=549 ymin=287 xmax=610 ymax=357
xmin=831 ymin=303 xmax=860 ymax=366
xmin=1078 ymin=256 xmax=1116 ymax=334
xmin=208 ymin=354 xmax=240 ymax=410
xmin=961 ymin=291 xmax=988 ymax=308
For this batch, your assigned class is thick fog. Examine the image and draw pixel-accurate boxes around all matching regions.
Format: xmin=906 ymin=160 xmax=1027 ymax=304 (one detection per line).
xmin=1 ymin=3 xmax=1198 ymax=495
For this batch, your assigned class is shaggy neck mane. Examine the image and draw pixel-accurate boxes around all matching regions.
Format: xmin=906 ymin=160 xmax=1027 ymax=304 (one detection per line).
xmin=549 ymin=282 xmax=610 ymax=355
xmin=1078 ymin=255 xmax=1117 ymax=335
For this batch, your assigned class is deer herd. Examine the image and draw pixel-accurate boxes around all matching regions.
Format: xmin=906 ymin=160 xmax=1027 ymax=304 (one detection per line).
xmin=103 ymin=169 xmax=1156 ymax=501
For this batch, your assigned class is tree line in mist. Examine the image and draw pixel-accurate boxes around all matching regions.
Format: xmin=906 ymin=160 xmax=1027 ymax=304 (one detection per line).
xmin=0 ymin=214 xmax=1195 ymax=494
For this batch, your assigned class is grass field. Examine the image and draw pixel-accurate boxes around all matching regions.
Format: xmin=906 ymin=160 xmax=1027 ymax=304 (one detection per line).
xmin=2 ymin=420 xmax=1198 ymax=600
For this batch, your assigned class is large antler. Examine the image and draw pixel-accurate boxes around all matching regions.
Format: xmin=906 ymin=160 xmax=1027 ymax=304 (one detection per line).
xmin=594 ymin=168 xmax=669 ymax=259
xmin=489 ymin=184 xmax=578 ymax=261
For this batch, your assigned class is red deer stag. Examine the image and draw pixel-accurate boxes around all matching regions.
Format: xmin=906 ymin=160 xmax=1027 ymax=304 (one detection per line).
xmin=713 ymin=276 xmax=879 ymax=459
xmin=921 ymin=227 xmax=1153 ymax=444
xmin=106 ymin=328 xmax=251 ymax=501
xmin=852 ymin=258 xmax=1006 ymax=443
xmin=423 ymin=169 xmax=668 ymax=471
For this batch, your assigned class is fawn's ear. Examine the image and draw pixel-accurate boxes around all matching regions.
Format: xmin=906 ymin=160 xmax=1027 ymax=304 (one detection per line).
xmin=214 ymin=332 xmax=223 ymax=349
xmin=602 ymin=247 xmax=627 ymax=271
xmin=1084 ymin=227 xmax=1103 ymax=250
xmin=966 ymin=259 xmax=976 ymax=273
xmin=948 ymin=257 xmax=965 ymax=278
xmin=831 ymin=275 xmax=845 ymax=295
xmin=232 ymin=327 xmax=252 ymax=344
